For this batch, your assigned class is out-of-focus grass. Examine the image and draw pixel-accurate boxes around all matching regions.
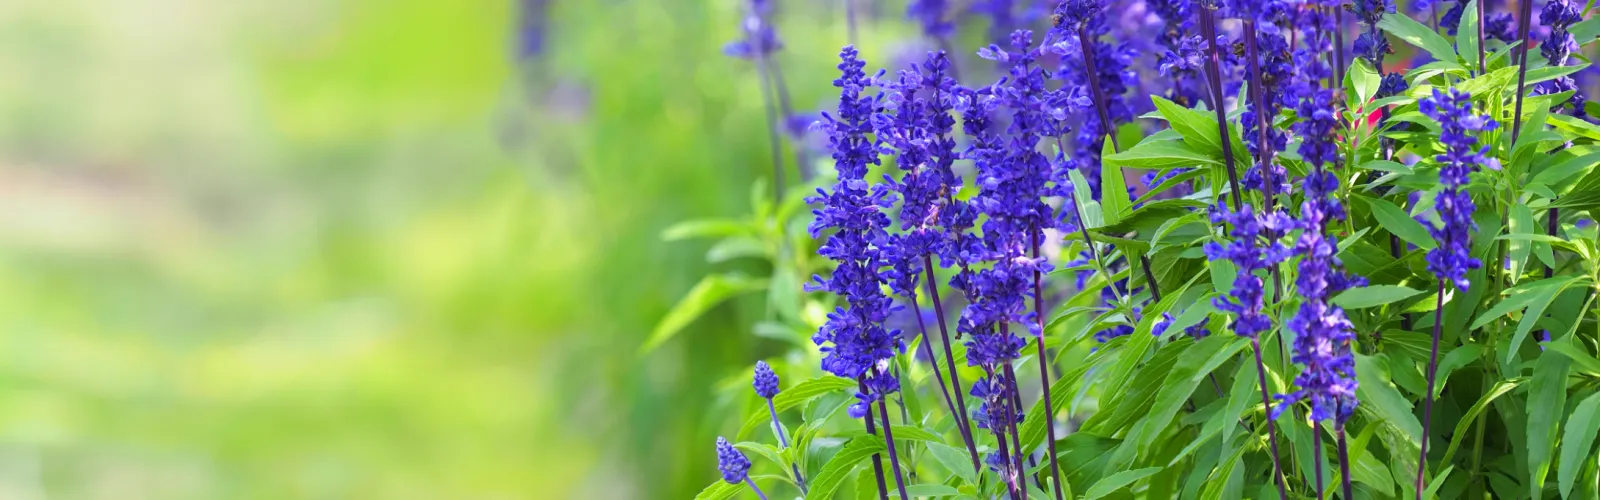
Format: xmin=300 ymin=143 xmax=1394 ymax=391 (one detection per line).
xmin=0 ymin=0 xmax=854 ymax=496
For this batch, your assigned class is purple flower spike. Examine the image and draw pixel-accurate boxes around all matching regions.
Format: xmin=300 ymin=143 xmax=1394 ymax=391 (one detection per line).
xmin=807 ymin=46 xmax=903 ymax=417
xmin=1418 ymin=88 xmax=1493 ymax=291
xmin=716 ymin=437 xmax=752 ymax=484
xmin=753 ymin=361 xmax=780 ymax=399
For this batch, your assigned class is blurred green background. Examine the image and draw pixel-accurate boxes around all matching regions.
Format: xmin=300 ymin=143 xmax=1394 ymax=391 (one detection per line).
xmin=0 ymin=0 xmax=884 ymax=497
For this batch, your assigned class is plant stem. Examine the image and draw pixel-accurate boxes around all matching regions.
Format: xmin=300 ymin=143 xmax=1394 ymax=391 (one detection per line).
xmin=754 ymin=55 xmax=786 ymax=197
xmin=859 ymin=379 xmax=890 ymax=500
xmin=745 ymin=477 xmax=771 ymax=500
xmin=1334 ymin=8 xmax=1347 ymax=86
xmin=995 ymin=422 xmax=1023 ymax=500
xmin=1337 ymin=426 xmax=1354 ymax=500
xmin=845 ymin=0 xmax=858 ymax=47
xmin=875 ymin=397 xmax=912 ymax=500
xmin=909 ymin=291 xmax=977 ymax=467
xmin=1198 ymin=1 xmax=1244 ymax=210
xmin=1243 ymin=19 xmax=1290 ymax=364
xmin=1076 ymin=27 xmax=1164 ymax=304
xmin=1031 ymin=228 xmax=1068 ymax=500
xmin=1511 ymin=0 xmax=1535 ymax=141
xmin=921 ymin=257 xmax=984 ymax=471
xmin=766 ymin=399 xmax=809 ymax=492
xmin=765 ymin=62 xmax=809 ymax=182
xmin=1251 ymin=338 xmax=1292 ymax=500
xmin=1314 ymin=420 xmax=1325 ymax=498
xmin=1416 ymin=283 xmax=1447 ymax=499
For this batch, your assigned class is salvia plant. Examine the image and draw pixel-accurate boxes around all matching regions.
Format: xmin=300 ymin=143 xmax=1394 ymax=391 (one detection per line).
xmin=651 ymin=0 xmax=1600 ymax=498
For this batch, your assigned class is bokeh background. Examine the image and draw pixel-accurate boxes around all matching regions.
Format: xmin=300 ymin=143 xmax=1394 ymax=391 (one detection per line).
xmin=0 ymin=0 xmax=873 ymax=497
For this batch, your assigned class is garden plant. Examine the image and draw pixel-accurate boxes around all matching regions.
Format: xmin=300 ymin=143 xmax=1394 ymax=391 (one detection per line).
xmin=653 ymin=0 xmax=1600 ymax=497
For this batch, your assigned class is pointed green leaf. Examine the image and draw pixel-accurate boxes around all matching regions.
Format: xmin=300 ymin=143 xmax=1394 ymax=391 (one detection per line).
xmin=1104 ymin=140 xmax=1220 ymax=170
xmin=1083 ymin=467 xmax=1162 ymax=500
xmin=1528 ymin=353 xmax=1571 ymax=497
xmin=1356 ymin=354 xmax=1423 ymax=442
xmin=1457 ymin=0 xmax=1480 ymax=70
xmin=1357 ymin=195 xmax=1437 ymax=250
xmin=1332 ymin=285 xmax=1426 ymax=309
xmin=1558 ymin=391 xmax=1600 ymax=498
xmin=642 ymin=274 xmax=769 ymax=354
xmin=741 ymin=376 xmax=859 ymax=437
xmin=806 ymin=436 xmax=888 ymax=500
xmin=1505 ymin=277 xmax=1582 ymax=366
xmin=1102 ymin=136 xmax=1132 ymax=225
xmin=1440 ymin=378 xmax=1525 ymax=467
xmin=694 ymin=481 xmax=742 ymax=500
xmin=1378 ymin=12 xmax=1462 ymax=67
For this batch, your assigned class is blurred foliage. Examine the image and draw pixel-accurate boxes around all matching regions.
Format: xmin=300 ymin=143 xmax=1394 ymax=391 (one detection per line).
xmin=0 ymin=0 xmax=831 ymax=497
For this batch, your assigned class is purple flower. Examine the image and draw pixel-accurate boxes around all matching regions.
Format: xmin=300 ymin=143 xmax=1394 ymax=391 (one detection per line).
xmin=1152 ymin=312 xmax=1212 ymax=339
xmin=753 ymin=361 xmax=780 ymax=399
xmin=879 ymin=51 xmax=968 ymax=297
xmin=1418 ymin=88 xmax=1494 ymax=290
xmin=1048 ymin=1 xmax=1139 ymax=197
xmin=723 ymin=0 xmax=783 ymax=59
xmin=807 ymin=46 xmax=903 ymax=418
xmin=1537 ymin=0 xmax=1588 ymax=118
xmin=716 ymin=437 xmax=752 ymax=484
xmin=1204 ymin=203 xmax=1295 ymax=339
xmin=515 ymin=0 xmax=550 ymax=60
xmin=909 ymin=0 xmax=956 ymax=39
xmin=1276 ymin=154 xmax=1365 ymax=425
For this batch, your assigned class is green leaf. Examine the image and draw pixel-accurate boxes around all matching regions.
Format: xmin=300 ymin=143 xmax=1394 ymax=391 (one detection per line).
xmin=694 ymin=481 xmax=742 ymax=500
xmin=1470 ymin=275 xmax=1582 ymax=329
xmin=1457 ymin=0 xmax=1480 ymax=71
xmin=1357 ymin=195 xmax=1437 ymax=250
xmin=1101 ymin=136 xmax=1132 ymax=225
xmin=885 ymin=425 xmax=944 ymax=445
xmin=641 ymin=274 xmax=769 ymax=354
xmin=1528 ymin=352 xmax=1571 ymax=497
xmin=741 ymin=376 xmax=858 ymax=438
xmin=1103 ymin=140 xmax=1220 ymax=170
xmin=892 ymin=485 xmax=961 ymax=498
xmin=1331 ymin=284 xmax=1426 ymax=309
xmin=806 ymin=436 xmax=888 ymax=500
xmin=1348 ymin=56 xmax=1383 ymax=105
xmin=735 ymin=442 xmax=789 ymax=470
xmin=1149 ymin=95 xmax=1241 ymax=161
xmin=924 ymin=442 xmax=978 ymax=484
xmin=1358 ymin=159 xmax=1414 ymax=174
xmin=1069 ymin=168 xmax=1105 ymax=229
xmin=1440 ymin=378 xmax=1525 ymax=467
xmin=1571 ymin=16 xmax=1600 ymax=44
xmin=663 ymin=218 xmax=754 ymax=241
xmin=1083 ymin=467 xmax=1162 ymax=500
xmin=1355 ymin=354 xmax=1423 ymax=443
xmin=1559 ymin=391 xmax=1600 ymax=498
xmin=1543 ymin=340 xmax=1600 ymax=375
xmin=1378 ymin=12 xmax=1462 ymax=67
xmin=1134 ymin=336 xmax=1246 ymax=455
xmin=1508 ymin=204 xmax=1535 ymax=283
xmin=1527 ymin=63 xmax=1592 ymax=88
xmin=1505 ymin=276 xmax=1583 ymax=366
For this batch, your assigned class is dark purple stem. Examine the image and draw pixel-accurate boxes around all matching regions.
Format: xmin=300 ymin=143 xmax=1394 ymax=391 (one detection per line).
xmin=909 ymin=290 xmax=979 ymax=472
xmin=1547 ymin=208 xmax=1559 ymax=278
xmin=874 ymin=397 xmax=911 ymax=500
xmin=1335 ymin=8 xmax=1347 ymax=85
xmin=1511 ymin=0 xmax=1535 ymax=141
xmin=1031 ymin=229 xmax=1067 ymax=500
xmin=994 ymin=419 xmax=1023 ymax=500
xmin=1338 ymin=426 xmax=1355 ymax=500
xmin=765 ymin=62 xmax=809 ymax=182
xmin=754 ymin=56 xmax=786 ymax=196
xmin=744 ymin=477 xmax=771 ymax=500
xmin=764 ymin=399 xmax=806 ymax=493
xmin=1416 ymin=283 xmax=1447 ymax=498
xmin=1198 ymin=2 xmax=1244 ymax=210
xmin=1314 ymin=420 xmax=1325 ymax=497
xmin=1243 ymin=19 xmax=1291 ymax=363
xmin=1251 ymin=338 xmax=1292 ymax=500
xmin=922 ymin=257 xmax=983 ymax=471
xmin=1075 ymin=27 xmax=1164 ymax=302
xmin=859 ymin=379 xmax=890 ymax=500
